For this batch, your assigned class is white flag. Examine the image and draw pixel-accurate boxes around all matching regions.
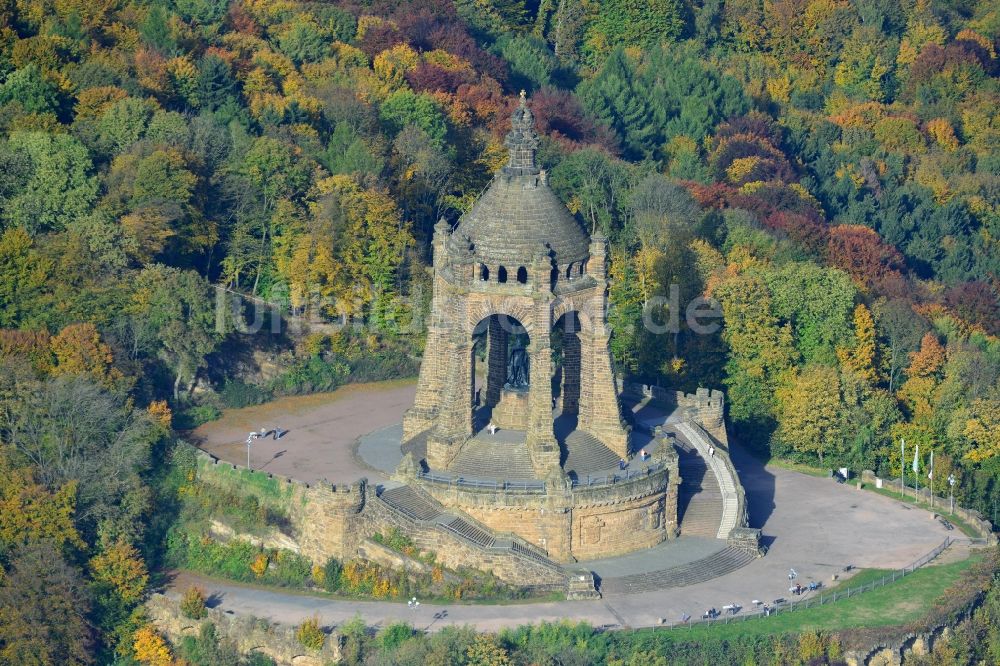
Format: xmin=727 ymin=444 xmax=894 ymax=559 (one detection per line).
xmin=912 ymin=444 xmax=919 ymax=473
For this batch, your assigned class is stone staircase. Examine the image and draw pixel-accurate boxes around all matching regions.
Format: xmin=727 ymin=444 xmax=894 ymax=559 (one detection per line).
xmin=598 ymin=547 xmax=756 ymax=595
xmin=562 ymin=430 xmax=622 ymax=476
xmin=676 ymin=446 xmax=724 ymax=538
xmin=379 ymin=485 xmax=443 ymax=521
xmin=448 ymin=435 xmax=537 ymax=479
xmin=674 ymin=421 xmax=741 ymax=539
xmin=374 ymin=483 xmax=568 ymax=588
xmin=440 ymin=516 xmax=496 ymax=549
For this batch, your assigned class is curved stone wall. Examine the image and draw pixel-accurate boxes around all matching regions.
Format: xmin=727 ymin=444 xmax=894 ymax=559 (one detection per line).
xmin=413 ymin=464 xmax=679 ymax=562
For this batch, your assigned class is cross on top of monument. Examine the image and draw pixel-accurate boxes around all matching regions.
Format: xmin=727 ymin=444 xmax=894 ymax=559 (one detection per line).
xmin=504 ymin=91 xmax=539 ymax=176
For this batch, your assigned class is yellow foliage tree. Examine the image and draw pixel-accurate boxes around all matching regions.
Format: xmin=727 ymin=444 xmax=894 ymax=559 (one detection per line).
xmin=0 ymin=453 xmax=84 ymax=552
xmin=837 ymin=304 xmax=880 ymax=395
xmin=925 ymin=118 xmax=960 ymax=151
xmin=90 ymin=540 xmax=149 ymax=604
xmin=775 ymin=365 xmax=845 ymax=463
xmin=373 ymin=44 xmax=419 ymax=94
xmin=147 ymin=401 xmax=172 ymax=430
xmin=50 ymin=322 xmax=120 ymax=386
xmin=133 ymin=626 xmax=173 ymax=666
xmin=466 ymin=634 xmax=512 ymax=666
xmin=633 ymin=245 xmax=663 ymax=306
xmin=962 ymin=398 xmax=1000 ymax=462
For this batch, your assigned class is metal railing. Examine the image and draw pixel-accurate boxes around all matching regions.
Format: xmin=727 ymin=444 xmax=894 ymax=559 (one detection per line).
xmin=416 ymin=471 xmax=546 ymax=492
xmin=569 ymin=461 xmax=666 ymax=488
xmin=656 ymin=537 xmax=953 ymax=631
xmin=415 ymin=462 xmax=666 ymax=492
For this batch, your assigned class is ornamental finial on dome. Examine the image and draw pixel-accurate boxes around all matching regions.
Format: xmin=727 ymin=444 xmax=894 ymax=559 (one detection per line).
xmin=503 ymin=91 xmax=539 ymax=176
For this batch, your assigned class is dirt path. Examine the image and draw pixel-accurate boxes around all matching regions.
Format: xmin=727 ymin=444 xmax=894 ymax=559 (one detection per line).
xmin=190 ymin=379 xmax=415 ymax=484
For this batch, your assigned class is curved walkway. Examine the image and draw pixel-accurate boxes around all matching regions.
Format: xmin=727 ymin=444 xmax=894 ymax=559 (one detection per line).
xmin=180 ymin=380 xmax=957 ymax=632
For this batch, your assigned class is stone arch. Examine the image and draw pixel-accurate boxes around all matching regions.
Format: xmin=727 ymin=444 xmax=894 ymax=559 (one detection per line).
xmin=471 ymin=312 xmax=530 ymax=415
xmin=551 ymin=299 xmax=593 ymax=334
xmin=497 ymin=266 xmax=508 ymax=283
xmin=516 ymin=266 xmax=528 ymax=283
xmin=467 ymin=298 xmax=535 ymax=335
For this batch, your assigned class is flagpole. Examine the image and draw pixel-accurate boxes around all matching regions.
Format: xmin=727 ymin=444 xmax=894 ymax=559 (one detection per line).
xmin=900 ymin=438 xmax=905 ymax=499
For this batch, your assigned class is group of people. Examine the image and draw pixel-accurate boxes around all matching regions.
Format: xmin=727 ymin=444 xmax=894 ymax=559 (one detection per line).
xmin=246 ymin=426 xmax=285 ymax=445
xmin=790 ymin=581 xmax=821 ymax=596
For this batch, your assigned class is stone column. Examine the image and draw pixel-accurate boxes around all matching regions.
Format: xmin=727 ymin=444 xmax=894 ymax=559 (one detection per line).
xmin=484 ymin=317 xmax=508 ymax=407
xmin=525 ymin=268 xmax=561 ymax=476
xmin=403 ymin=225 xmax=453 ymax=440
xmin=426 ymin=333 xmax=474 ymax=469
xmin=583 ymin=326 xmax=629 ymax=456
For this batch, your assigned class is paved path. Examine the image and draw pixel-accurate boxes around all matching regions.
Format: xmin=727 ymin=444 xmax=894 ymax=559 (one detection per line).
xmin=177 ymin=380 xmax=954 ymax=632
xmin=191 ymin=380 xmax=414 ymax=484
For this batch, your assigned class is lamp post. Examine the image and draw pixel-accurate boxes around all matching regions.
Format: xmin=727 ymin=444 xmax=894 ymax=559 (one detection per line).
xmin=948 ymin=474 xmax=956 ymax=515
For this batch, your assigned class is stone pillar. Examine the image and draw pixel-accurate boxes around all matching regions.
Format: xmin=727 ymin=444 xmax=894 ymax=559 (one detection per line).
xmin=426 ymin=335 xmax=474 ymax=468
xmin=403 ymin=224 xmax=453 ymax=439
xmin=484 ymin=317 xmax=508 ymax=407
xmin=583 ymin=327 xmax=629 ymax=456
xmin=525 ymin=337 xmax=560 ymax=475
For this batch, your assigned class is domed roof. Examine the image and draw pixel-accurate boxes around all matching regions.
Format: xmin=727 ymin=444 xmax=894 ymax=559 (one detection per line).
xmin=448 ymin=93 xmax=590 ymax=267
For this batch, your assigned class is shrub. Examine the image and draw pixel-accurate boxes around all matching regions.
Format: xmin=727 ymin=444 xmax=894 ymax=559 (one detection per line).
xmin=266 ymin=550 xmax=312 ymax=587
xmin=295 ymin=616 xmax=325 ymax=650
xmin=378 ymin=622 xmax=413 ymax=651
xmin=270 ymin=356 xmax=349 ymax=395
xmin=173 ymin=404 xmax=222 ymax=430
xmin=180 ymin=585 xmax=208 ymax=619
xmin=250 ymin=553 xmax=268 ymax=578
xmin=322 ymin=557 xmax=342 ymax=592
xmin=219 ymin=380 xmax=272 ymax=409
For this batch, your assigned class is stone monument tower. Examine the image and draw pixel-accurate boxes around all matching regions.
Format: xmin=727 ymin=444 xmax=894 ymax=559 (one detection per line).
xmin=402 ymin=92 xmax=628 ymax=478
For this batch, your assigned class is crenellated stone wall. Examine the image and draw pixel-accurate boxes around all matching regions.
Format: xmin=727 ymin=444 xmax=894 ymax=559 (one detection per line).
xmin=187 ymin=443 xmax=571 ymax=589
xmin=410 ymin=453 xmax=679 ymax=563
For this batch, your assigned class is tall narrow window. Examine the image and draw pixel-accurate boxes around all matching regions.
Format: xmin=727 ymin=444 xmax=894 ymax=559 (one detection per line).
xmin=498 ymin=266 xmax=508 ymax=283
xmin=516 ymin=266 xmax=528 ymax=283
xmin=480 ymin=264 xmax=489 ymax=281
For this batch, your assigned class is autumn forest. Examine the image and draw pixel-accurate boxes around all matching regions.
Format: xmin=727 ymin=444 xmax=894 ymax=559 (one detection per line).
xmin=0 ymin=0 xmax=999 ymax=662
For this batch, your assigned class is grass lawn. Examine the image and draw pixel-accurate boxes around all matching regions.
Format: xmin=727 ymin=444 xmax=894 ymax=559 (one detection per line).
xmin=766 ymin=458 xmax=830 ymax=478
xmin=651 ymin=551 xmax=983 ymax=641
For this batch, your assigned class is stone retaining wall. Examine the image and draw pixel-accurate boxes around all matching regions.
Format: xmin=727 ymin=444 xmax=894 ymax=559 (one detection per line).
xmin=368 ymin=492 xmax=567 ymax=588
xmin=190 ymin=443 xmax=369 ymax=564
xmin=413 ymin=461 xmax=679 ymax=562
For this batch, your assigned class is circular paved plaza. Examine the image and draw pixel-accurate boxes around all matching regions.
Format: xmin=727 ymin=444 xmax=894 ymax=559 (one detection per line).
xmin=188 ymin=380 xmax=956 ymax=630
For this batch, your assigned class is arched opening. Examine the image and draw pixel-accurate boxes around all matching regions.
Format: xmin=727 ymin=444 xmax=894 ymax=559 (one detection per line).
xmin=581 ymin=259 xmax=589 ymax=275
xmin=479 ymin=264 xmax=489 ymax=281
xmin=498 ymin=266 xmax=508 ymax=283
xmin=516 ymin=266 xmax=528 ymax=284
xmin=471 ymin=314 xmax=529 ymax=432
xmin=550 ymin=267 xmax=559 ymax=290
xmin=552 ymin=311 xmax=582 ymax=419
xmin=565 ymin=263 xmax=574 ymax=280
